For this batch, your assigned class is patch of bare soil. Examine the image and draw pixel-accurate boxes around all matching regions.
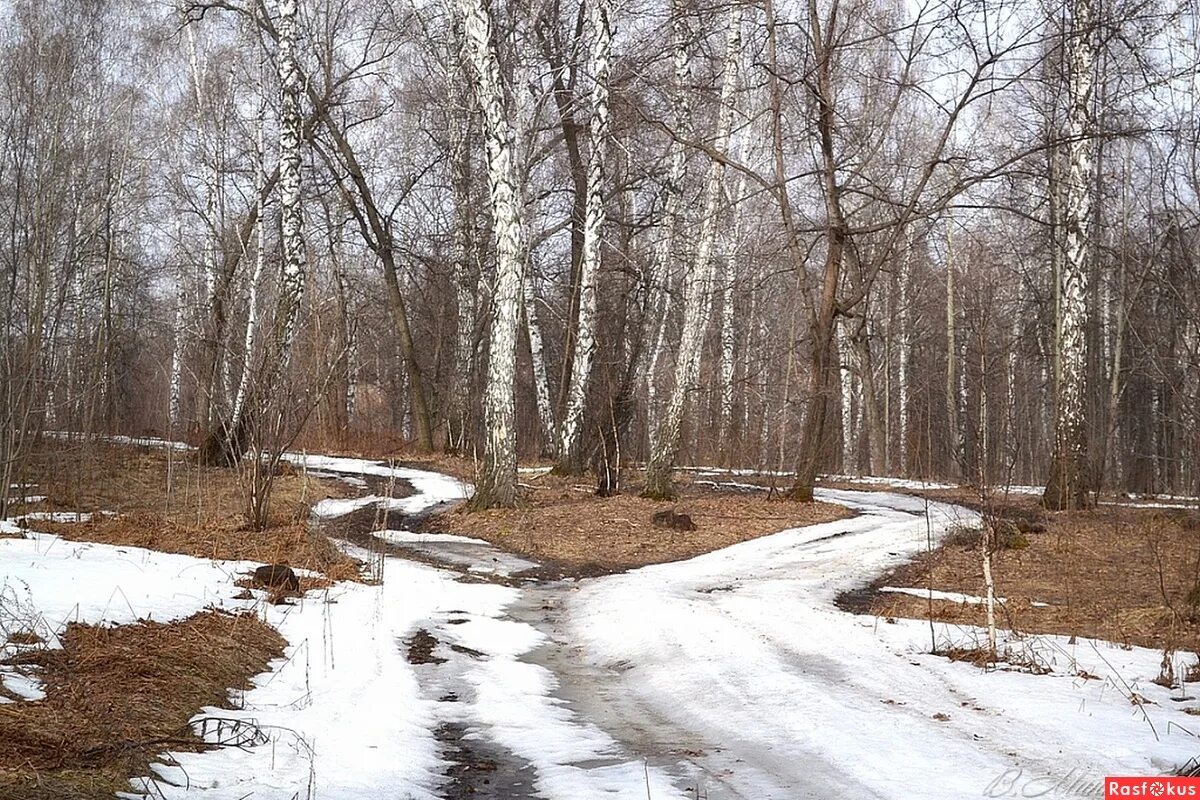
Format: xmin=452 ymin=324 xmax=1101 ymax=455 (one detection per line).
xmin=0 ymin=609 xmax=285 ymax=800
xmin=18 ymin=443 xmax=362 ymax=585
xmin=857 ymin=490 xmax=1200 ymax=653
xmin=427 ymin=473 xmax=852 ymax=576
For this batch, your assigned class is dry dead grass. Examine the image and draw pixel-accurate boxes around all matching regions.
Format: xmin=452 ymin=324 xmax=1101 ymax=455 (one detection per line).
xmin=0 ymin=609 xmax=285 ymax=800
xmin=24 ymin=443 xmax=347 ymax=527
xmin=44 ymin=516 xmax=362 ymax=589
xmin=18 ymin=443 xmax=362 ymax=584
xmin=864 ymin=490 xmax=1200 ymax=652
xmin=429 ymin=472 xmax=851 ymax=575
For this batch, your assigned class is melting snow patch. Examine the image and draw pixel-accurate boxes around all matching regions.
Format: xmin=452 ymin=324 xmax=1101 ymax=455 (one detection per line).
xmin=375 ymin=530 xmax=492 ymax=546
xmin=310 ymin=495 xmax=385 ymax=517
xmin=0 ymin=671 xmax=44 ymax=701
xmin=879 ymin=586 xmax=1052 ymax=608
xmin=16 ymin=511 xmax=95 ymax=523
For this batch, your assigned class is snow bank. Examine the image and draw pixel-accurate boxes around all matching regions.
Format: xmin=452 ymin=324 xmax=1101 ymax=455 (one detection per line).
xmin=0 ymin=533 xmax=263 ymax=707
xmin=0 ymin=533 xmax=261 ymax=642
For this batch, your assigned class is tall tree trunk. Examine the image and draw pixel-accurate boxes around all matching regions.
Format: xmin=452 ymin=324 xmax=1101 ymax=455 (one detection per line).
xmin=1043 ymin=0 xmax=1096 ymax=510
xmin=717 ymin=134 xmax=750 ymax=450
xmin=644 ymin=6 xmax=743 ymax=499
xmin=448 ymin=42 xmax=480 ymax=454
xmin=535 ymin=7 xmax=589 ymax=422
xmin=945 ymin=225 xmax=960 ymax=479
xmin=897 ymin=229 xmax=912 ymax=474
xmin=838 ymin=316 xmax=855 ymax=472
xmin=201 ymin=0 xmax=304 ymax=472
xmin=855 ymin=320 xmax=886 ymax=474
xmin=457 ymin=0 xmax=525 ymax=508
xmin=522 ymin=265 xmax=557 ymax=457
xmin=790 ymin=0 xmax=846 ymax=502
xmin=232 ymin=90 xmax=267 ymax=430
xmin=169 ymin=219 xmax=187 ymax=431
xmin=644 ymin=0 xmax=693 ymax=439
xmin=556 ymin=0 xmax=612 ymax=472
xmin=270 ymin=0 xmax=305 ymax=379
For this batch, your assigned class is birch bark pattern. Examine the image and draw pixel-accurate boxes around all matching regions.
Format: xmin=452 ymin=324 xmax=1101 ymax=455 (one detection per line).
xmin=839 ymin=317 xmax=855 ymax=471
xmin=523 ymin=264 xmax=557 ymax=457
xmin=271 ymin=0 xmax=305 ymax=379
xmin=897 ymin=229 xmax=912 ymax=473
xmin=645 ymin=0 xmax=693 ymax=435
xmin=644 ymin=7 xmax=743 ymax=498
xmin=457 ymin=0 xmax=524 ymax=508
xmin=169 ymin=273 xmax=187 ymax=428
xmin=556 ymin=0 xmax=613 ymax=471
xmin=718 ymin=131 xmax=750 ymax=446
xmin=232 ymin=89 xmax=268 ymax=429
xmin=946 ymin=225 xmax=959 ymax=478
xmin=1043 ymin=0 xmax=1096 ymax=510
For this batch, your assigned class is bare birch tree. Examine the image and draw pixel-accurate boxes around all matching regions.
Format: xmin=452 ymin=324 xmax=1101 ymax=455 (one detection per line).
xmin=644 ymin=5 xmax=744 ymax=499
xmin=456 ymin=0 xmax=526 ymax=508
xmin=1043 ymin=0 xmax=1097 ymax=510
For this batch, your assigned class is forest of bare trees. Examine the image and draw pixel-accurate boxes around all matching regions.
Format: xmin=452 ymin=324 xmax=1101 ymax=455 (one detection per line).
xmin=2 ymin=0 xmax=1199 ymax=516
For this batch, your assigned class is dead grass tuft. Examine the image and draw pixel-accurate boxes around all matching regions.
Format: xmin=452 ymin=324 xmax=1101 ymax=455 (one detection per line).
xmin=937 ymin=644 xmax=1052 ymax=674
xmin=0 ymin=609 xmax=285 ymax=799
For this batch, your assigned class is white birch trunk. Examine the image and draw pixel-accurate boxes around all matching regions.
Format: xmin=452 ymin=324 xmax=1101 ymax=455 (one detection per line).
xmin=644 ymin=7 xmax=743 ymax=497
xmin=556 ymin=0 xmax=613 ymax=467
xmin=456 ymin=0 xmax=524 ymax=507
xmin=272 ymin=0 xmax=306 ymax=373
xmin=982 ymin=523 xmax=998 ymax=655
xmin=170 ymin=276 xmax=187 ymax=428
xmin=945 ymin=224 xmax=958 ymax=477
xmin=645 ymin=0 xmax=694 ymax=436
xmin=232 ymin=98 xmax=267 ymax=429
xmin=839 ymin=316 xmax=854 ymax=473
xmin=717 ymin=133 xmax=749 ymax=443
xmin=898 ymin=228 xmax=912 ymax=473
xmin=523 ymin=265 xmax=557 ymax=455
xmin=1044 ymin=0 xmax=1096 ymax=509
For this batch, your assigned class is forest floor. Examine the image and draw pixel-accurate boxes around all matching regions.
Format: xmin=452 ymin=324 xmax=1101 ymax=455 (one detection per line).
xmin=7 ymin=442 xmax=362 ymax=587
xmin=425 ymin=470 xmax=850 ymax=576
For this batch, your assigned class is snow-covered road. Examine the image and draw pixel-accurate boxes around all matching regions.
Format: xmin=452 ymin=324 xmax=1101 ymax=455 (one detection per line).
xmin=556 ymin=489 xmax=1198 ymax=799
xmin=5 ymin=452 xmax=1198 ymax=799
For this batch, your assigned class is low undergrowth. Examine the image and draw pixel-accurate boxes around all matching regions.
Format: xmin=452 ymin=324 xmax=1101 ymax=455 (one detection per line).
xmin=0 ymin=609 xmax=285 ymax=799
